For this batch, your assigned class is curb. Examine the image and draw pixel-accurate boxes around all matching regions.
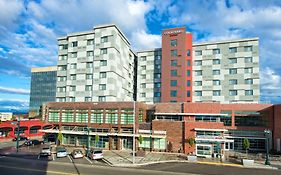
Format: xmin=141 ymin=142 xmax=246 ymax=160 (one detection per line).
xmin=196 ymin=161 xmax=243 ymax=168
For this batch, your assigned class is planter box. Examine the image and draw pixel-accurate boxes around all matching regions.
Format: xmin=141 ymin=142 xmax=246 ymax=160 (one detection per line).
xmin=242 ymin=159 xmax=254 ymax=166
xmin=187 ymin=155 xmax=197 ymax=162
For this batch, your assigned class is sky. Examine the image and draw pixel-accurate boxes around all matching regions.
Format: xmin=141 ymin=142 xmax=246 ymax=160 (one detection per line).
xmin=0 ymin=0 xmax=281 ymax=113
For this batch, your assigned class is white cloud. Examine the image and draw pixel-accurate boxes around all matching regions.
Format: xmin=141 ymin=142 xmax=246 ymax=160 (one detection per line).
xmin=131 ymin=30 xmax=161 ymax=50
xmin=0 ymin=86 xmax=30 ymax=95
xmin=0 ymin=0 xmax=24 ymax=30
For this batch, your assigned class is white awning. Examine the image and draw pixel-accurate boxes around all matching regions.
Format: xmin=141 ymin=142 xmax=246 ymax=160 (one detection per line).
xmin=154 ymin=112 xmax=229 ymax=116
xmin=194 ymin=128 xmax=228 ymax=132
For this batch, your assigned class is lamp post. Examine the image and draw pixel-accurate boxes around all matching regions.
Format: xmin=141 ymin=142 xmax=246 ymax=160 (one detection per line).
xmin=86 ymin=127 xmax=90 ymax=156
xmin=16 ymin=115 xmax=21 ymax=152
xmin=132 ymin=101 xmax=136 ymax=164
xmin=264 ymin=129 xmax=271 ymax=165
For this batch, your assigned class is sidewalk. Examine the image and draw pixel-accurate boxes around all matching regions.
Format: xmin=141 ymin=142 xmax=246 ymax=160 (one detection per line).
xmin=102 ymin=150 xmax=281 ymax=170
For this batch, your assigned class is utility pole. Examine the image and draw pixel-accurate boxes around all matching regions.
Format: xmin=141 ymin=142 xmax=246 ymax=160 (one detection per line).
xmin=132 ymin=101 xmax=136 ymax=164
xmin=86 ymin=127 xmax=90 ymax=156
xmin=16 ymin=115 xmax=20 ymax=152
xmin=264 ymin=129 xmax=271 ymax=165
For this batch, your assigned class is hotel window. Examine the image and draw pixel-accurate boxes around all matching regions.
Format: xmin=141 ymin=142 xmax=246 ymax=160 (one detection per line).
xmin=141 ymin=74 xmax=146 ymax=79
xmin=70 ymin=63 xmax=76 ymax=69
xmin=171 ymin=60 xmax=177 ymax=66
xmin=56 ymin=97 xmax=66 ymax=102
xmin=245 ymin=79 xmax=253 ymax=84
xmin=141 ymin=65 xmax=146 ymax=70
xmin=69 ymin=97 xmax=75 ymax=102
xmin=195 ymin=50 xmax=202 ymax=56
xmin=100 ymin=60 xmax=107 ymax=66
xmin=86 ymin=85 xmax=92 ymax=91
xmin=187 ymin=80 xmax=191 ymax=87
xmin=245 ymin=90 xmax=253 ymax=96
xmin=213 ymin=90 xmax=221 ymax=96
xmin=170 ymin=39 xmax=177 ymax=46
xmin=170 ymin=90 xmax=177 ymax=97
xmin=154 ymin=73 xmax=161 ymax=79
xmin=87 ymin=39 xmax=94 ymax=45
xmin=59 ymin=55 xmax=67 ymax=60
xmin=72 ymin=41 xmax=78 ymax=47
xmin=229 ymin=47 xmax=237 ymax=53
xmin=170 ymin=80 xmax=177 ymax=87
xmin=71 ymin=52 xmax=77 ymax=58
xmin=86 ymin=62 xmax=93 ymax=68
xmin=213 ymin=69 xmax=220 ymax=75
xmin=70 ymin=86 xmax=76 ymax=91
xmin=99 ymin=84 xmax=106 ymax=90
xmin=58 ymin=66 xmax=67 ymax=71
xmin=229 ymin=90 xmax=237 ymax=96
xmin=187 ymin=70 xmax=191 ymax=76
xmin=59 ymin=44 xmax=68 ymax=50
xmin=229 ymin=79 xmax=238 ymax=85
xmin=58 ymin=76 xmax=66 ymax=82
xmin=195 ymin=70 xmax=202 ymax=76
xmin=155 ymin=82 xmax=161 ymax=88
xmin=187 ymin=91 xmax=191 ymax=97
xmin=140 ymin=56 xmax=146 ymax=61
xmin=155 ymin=64 xmax=161 ymax=70
xmin=195 ymin=60 xmax=202 ymax=66
xmin=213 ymin=49 xmax=220 ymax=54
xmin=101 ymin=36 xmax=108 ymax=43
xmin=245 ymin=57 xmax=253 ymax=63
xmin=229 ymin=68 xmax=237 ymax=74
xmin=100 ymin=48 xmax=107 ymax=54
xmin=141 ymin=83 xmax=146 ymax=88
xmin=70 ymin=74 xmax=76 ymax=80
xmin=187 ymin=49 xmax=191 ymax=56
xmin=171 ymin=70 xmax=177 ymax=76
xmin=187 ymin=60 xmax=191 ymax=66
xmin=98 ymin=96 xmax=106 ymax=102
xmin=195 ymin=81 xmax=202 ymax=86
xmin=245 ymin=67 xmax=253 ymax=73
xmin=105 ymin=109 xmax=118 ymax=124
xmin=87 ymin=51 xmax=93 ymax=56
xmin=171 ymin=50 xmax=177 ymax=57
xmin=154 ymin=92 xmax=161 ymax=97
xmin=76 ymin=110 xmax=88 ymax=123
xmin=86 ymin=74 xmax=93 ymax=79
xmin=213 ymin=59 xmax=220 ymax=65
xmin=85 ymin=97 xmax=92 ymax=102
xmin=244 ymin=46 xmax=252 ymax=52
xmin=91 ymin=110 xmax=103 ymax=123
xmin=141 ymin=93 xmax=146 ymax=97
xmin=213 ymin=80 xmax=220 ymax=85
xmin=100 ymin=72 xmax=106 ymax=78
xmin=195 ymin=91 xmax=202 ymax=96
xmin=229 ymin=58 xmax=237 ymax=64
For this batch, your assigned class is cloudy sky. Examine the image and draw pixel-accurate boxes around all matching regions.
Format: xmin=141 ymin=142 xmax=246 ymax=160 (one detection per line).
xmin=0 ymin=0 xmax=281 ymax=112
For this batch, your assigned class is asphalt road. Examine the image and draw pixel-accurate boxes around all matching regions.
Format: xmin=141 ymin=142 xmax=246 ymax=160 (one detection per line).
xmin=0 ymin=156 xmax=195 ymax=175
xmin=140 ymin=162 xmax=281 ymax=175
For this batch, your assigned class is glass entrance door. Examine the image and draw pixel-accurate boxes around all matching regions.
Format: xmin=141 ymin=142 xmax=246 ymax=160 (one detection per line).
xmin=122 ymin=137 xmax=133 ymax=150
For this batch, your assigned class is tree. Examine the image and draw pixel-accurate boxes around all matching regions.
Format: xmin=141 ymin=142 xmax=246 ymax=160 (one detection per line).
xmin=138 ymin=135 xmax=143 ymax=145
xmin=95 ymin=134 xmax=100 ymax=148
xmin=57 ymin=131 xmax=63 ymax=145
xmin=187 ymin=137 xmax=195 ymax=147
xmin=243 ymin=138 xmax=250 ymax=155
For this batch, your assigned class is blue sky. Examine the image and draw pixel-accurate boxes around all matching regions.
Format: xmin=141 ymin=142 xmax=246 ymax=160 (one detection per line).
xmin=1 ymin=0 xmax=281 ymax=112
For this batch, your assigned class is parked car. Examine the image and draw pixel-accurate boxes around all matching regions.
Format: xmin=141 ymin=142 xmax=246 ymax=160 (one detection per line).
xmin=24 ymin=139 xmax=43 ymax=146
xmin=71 ymin=149 xmax=84 ymax=159
xmin=88 ymin=149 xmax=103 ymax=160
xmin=56 ymin=147 xmax=68 ymax=158
xmin=12 ymin=136 xmax=28 ymax=141
xmin=40 ymin=147 xmax=51 ymax=156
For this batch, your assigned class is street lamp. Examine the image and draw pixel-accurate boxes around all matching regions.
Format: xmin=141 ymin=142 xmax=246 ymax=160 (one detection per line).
xmin=264 ymin=129 xmax=271 ymax=165
xmin=86 ymin=127 xmax=90 ymax=156
xmin=16 ymin=115 xmax=21 ymax=152
xmin=132 ymin=101 xmax=136 ymax=164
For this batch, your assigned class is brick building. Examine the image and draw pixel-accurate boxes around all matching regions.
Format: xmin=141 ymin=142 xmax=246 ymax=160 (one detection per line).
xmin=41 ymin=102 xmax=281 ymax=157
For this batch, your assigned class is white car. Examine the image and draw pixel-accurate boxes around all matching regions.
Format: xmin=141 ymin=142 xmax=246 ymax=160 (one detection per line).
xmin=56 ymin=147 xmax=67 ymax=158
xmin=88 ymin=150 xmax=103 ymax=160
xmin=71 ymin=149 xmax=84 ymax=159
xmin=40 ymin=147 xmax=51 ymax=156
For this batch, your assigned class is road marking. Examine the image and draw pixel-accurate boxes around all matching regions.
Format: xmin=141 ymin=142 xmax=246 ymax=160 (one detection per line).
xmin=85 ymin=157 xmax=93 ymax=164
xmin=52 ymin=153 xmax=55 ymax=161
xmin=67 ymin=155 xmax=73 ymax=163
xmin=37 ymin=154 xmax=40 ymax=160
xmin=0 ymin=164 xmax=78 ymax=175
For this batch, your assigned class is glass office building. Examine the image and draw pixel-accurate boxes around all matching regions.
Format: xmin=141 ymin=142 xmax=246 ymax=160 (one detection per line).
xmin=29 ymin=66 xmax=57 ymax=117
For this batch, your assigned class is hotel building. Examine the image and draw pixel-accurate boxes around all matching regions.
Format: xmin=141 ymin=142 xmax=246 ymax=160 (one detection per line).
xmin=56 ymin=24 xmax=135 ymax=103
